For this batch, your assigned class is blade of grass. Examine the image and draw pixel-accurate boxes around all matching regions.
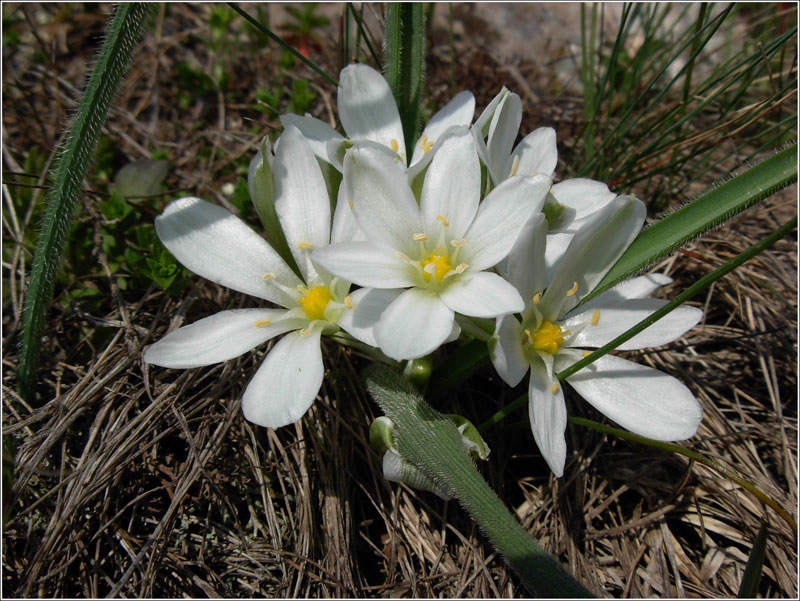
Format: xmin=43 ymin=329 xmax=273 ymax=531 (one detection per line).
xmin=227 ymin=2 xmax=337 ymax=86
xmin=383 ymin=2 xmax=425 ymax=156
xmin=737 ymin=521 xmax=770 ymax=597
xmin=583 ymin=143 xmax=797 ymax=303
xmin=17 ymin=2 xmax=151 ymax=401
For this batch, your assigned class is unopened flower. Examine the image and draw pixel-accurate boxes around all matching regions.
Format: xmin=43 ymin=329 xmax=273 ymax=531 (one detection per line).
xmin=313 ymin=127 xmax=550 ymax=360
xmin=490 ymin=196 xmax=704 ymax=476
xmin=144 ymin=126 xmax=372 ymax=428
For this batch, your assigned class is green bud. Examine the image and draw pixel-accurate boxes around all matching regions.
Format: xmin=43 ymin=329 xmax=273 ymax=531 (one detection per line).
xmin=403 ymin=356 xmax=432 ymax=392
xmin=369 ymin=416 xmax=396 ymax=456
xmin=447 ymin=414 xmax=491 ymax=460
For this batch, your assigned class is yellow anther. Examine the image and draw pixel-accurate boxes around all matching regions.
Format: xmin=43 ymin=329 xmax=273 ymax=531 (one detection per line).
xmin=582 ymin=351 xmax=592 ymax=358
xmin=421 ymin=252 xmax=453 ymax=283
xmin=254 ymin=318 xmax=272 ymax=327
xmin=527 ymin=320 xmax=566 ymax=355
xmin=532 ymin=292 xmax=542 ymax=305
xmin=390 ymin=139 xmax=399 ymax=152
xmin=591 ymin=309 xmax=600 ymax=326
xmin=395 ymin=251 xmax=410 ymax=263
xmin=508 ymin=154 xmax=520 ymax=178
xmin=297 ymin=285 xmax=332 ymax=321
xmin=296 ymin=242 xmax=313 ymax=249
xmin=566 ymin=281 xmax=579 ymax=296
xmin=450 ymin=238 xmax=466 ymax=247
xmin=300 ymin=328 xmax=311 ymax=337
xmin=423 ymin=141 xmax=434 ymax=154
xmin=262 ymin=273 xmax=276 ymax=280
xmin=550 ymin=381 xmax=560 ymax=394
xmin=344 ymin=295 xmax=353 ymax=309
xmin=413 ymin=233 xmax=428 ymax=241
xmin=418 ymin=134 xmax=428 ymax=148
xmin=521 ymin=329 xmax=532 ymax=345
xmin=437 ymin=215 xmax=450 ymax=226
xmin=347 ymin=199 xmax=354 ymax=209
xmin=455 ymin=262 xmax=468 ymax=274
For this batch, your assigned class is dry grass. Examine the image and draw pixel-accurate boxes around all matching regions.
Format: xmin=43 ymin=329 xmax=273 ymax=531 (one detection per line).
xmin=2 ymin=3 xmax=797 ymax=598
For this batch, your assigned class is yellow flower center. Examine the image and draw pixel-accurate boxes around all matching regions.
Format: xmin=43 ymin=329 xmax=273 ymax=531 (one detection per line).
xmin=297 ymin=285 xmax=332 ymax=321
xmin=421 ymin=252 xmax=453 ymax=284
xmin=525 ymin=320 xmax=566 ymax=355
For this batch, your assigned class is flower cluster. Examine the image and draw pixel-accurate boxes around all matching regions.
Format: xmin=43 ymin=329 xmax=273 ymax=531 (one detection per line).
xmin=144 ymin=64 xmax=703 ymax=477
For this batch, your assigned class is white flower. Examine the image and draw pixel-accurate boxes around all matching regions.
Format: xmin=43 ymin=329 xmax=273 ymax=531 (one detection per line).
xmin=313 ymin=127 xmax=550 ymax=361
xmin=281 ymin=63 xmax=475 ymax=179
xmin=490 ymin=195 xmax=704 ymax=476
xmin=144 ymin=126 xmax=370 ymax=428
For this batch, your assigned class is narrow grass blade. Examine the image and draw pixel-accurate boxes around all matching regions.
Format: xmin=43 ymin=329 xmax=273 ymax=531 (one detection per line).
xmin=17 ymin=2 xmax=151 ymax=401
xmin=365 ymin=365 xmax=594 ymax=598
xmin=228 ymin=2 xmax=337 ymax=86
xmin=583 ymin=143 xmax=797 ymax=304
xmin=738 ymin=521 xmax=769 ymax=597
xmin=383 ymin=3 xmax=425 ymax=156
xmin=559 ymin=215 xmax=797 ymax=380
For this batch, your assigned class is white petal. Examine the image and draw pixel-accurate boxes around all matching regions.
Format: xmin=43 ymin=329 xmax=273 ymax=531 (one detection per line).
xmin=564 ymin=353 xmax=703 ymax=441
xmin=375 ymin=288 xmax=454 ymax=360
xmin=241 ymin=326 xmax=325 ymax=428
xmin=343 ymin=145 xmax=422 ymax=253
xmin=551 ymin=178 xmax=616 ymax=222
xmin=439 ymin=271 xmax=524 ymax=318
xmin=486 ymin=91 xmax=522 ymax=184
xmin=420 ymin=128 xmax=480 ymax=241
xmin=528 ymin=356 xmax=568 ymax=477
xmin=279 ymin=114 xmax=344 ymax=163
xmin=155 ymin=197 xmax=301 ymax=307
xmin=474 ymin=87 xmax=509 ymax=137
xmin=144 ymin=309 xmax=303 ymax=368
xmin=540 ymin=195 xmax=646 ymax=320
xmin=330 ymin=178 xmax=365 ymax=244
xmin=543 ymin=231 xmax=573 ymax=284
xmin=462 ymin=174 xmax=550 ymax=271
xmin=338 ymin=64 xmax=405 ymax=159
xmin=274 ymin=126 xmax=331 ymax=283
xmin=247 ymin=136 xmax=273 ymax=203
xmin=489 ymin=314 xmax=529 ymax=387
xmin=513 ymin=127 xmax=558 ymax=178
xmin=411 ymin=90 xmax=475 ymax=165
xmin=502 ymin=213 xmax=547 ymax=300
xmin=312 ymin=241 xmax=416 ymax=288
xmin=337 ymin=287 xmax=403 ymax=347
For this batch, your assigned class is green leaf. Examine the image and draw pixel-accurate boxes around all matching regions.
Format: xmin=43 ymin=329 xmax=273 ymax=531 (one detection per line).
xmin=17 ymin=2 xmax=152 ymax=401
xmin=583 ymin=143 xmax=798 ymax=304
xmin=738 ymin=521 xmax=769 ymax=598
xmin=383 ymin=3 xmax=426 ymax=157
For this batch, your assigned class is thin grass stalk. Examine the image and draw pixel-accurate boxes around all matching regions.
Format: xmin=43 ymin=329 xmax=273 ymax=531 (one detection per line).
xmin=16 ymin=2 xmax=151 ymax=401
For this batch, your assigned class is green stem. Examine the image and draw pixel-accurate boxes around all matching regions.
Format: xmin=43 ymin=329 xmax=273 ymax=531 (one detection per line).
xmin=17 ymin=3 xmax=151 ymax=401
xmin=365 ymin=365 xmax=593 ymax=598
xmin=557 ymin=215 xmax=797 ymax=380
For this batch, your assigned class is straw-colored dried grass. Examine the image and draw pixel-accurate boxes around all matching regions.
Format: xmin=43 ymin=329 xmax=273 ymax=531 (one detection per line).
xmin=3 ymin=3 xmax=796 ymax=597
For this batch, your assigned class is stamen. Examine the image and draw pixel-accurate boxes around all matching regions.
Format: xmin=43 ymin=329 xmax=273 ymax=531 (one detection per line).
xmin=522 ymin=329 xmax=531 ymax=345
xmin=437 ymin=215 xmax=450 ymax=226
xmin=413 ymin=233 xmax=428 ymax=241
xmin=508 ymin=155 xmax=520 ymax=178
xmin=344 ymin=295 xmax=353 ymax=309
xmin=582 ymin=351 xmax=592 ymax=358
xmin=296 ymin=242 xmax=313 ymax=249
xmin=591 ymin=309 xmax=600 ymax=326
xmin=347 ymin=199 xmax=354 ymax=209
xmin=418 ymin=134 xmax=428 ymax=148
xmin=532 ymin=292 xmax=542 ymax=305
xmin=455 ymin=263 xmax=468 ymax=274
xmin=390 ymin=139 xmax=399 ymax=152
xmin=423 ymin=141 xmax=434 ymax=154
xmin=395 ymin=251 xmax=410 ymax=263
xmin=550 ymin=382 xmax=560 ymax=394
xmin=450 ymin=238 xmax=466 ymax=247
xmin=254 ymin=318 xmax=271 ymax=327
xmin=566 ymin=281 xmax=579 ymax=296
xmin=262 ymin=273 xmax=276 ymax=280
xmin=300 ymin=328 xmax=311 ymax=337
